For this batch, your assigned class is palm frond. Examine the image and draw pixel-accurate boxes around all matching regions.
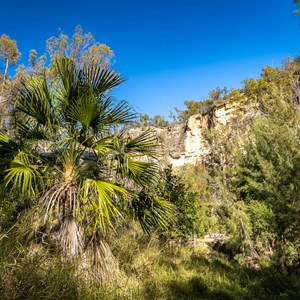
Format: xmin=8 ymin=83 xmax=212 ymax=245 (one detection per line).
xmin=16 ymin=118 xmax=53 ymax=141
xmin=97 ymin=98 xmax=136 ymax=127
xmin=106 ymin=132 xmax=159 ymax=186
xmin=54 ymin=58 xmax=131 ymax=130
xmin=16 ymin=75 xmax=56 ymax=126
xmin=93 ymin=136 xmax=114 ymax=154
xmin=66 ymin=94 xmax=135 ymax=137
xmin=82 ymin=97 xmax=136 ymax=133
xmin=82 ymin=179 xmax=127 ymax=231
xmin=67 ymin=93 xmax=100 ymax=128
xmin=84 ymin=63 xmax=125 ymax=93
xmin=54 ymin=58 xmax=83 ymax=125
xmin=5 ymin=151 xmax=39 ymax=197
xmin=125 ymin=129 xmax=160 ymax=157
xmin=120 ymin=158 xmax=159 ymax=186
xmin=131 ymin=191 xmax=175 ymax=235
xmin=0 ymin=131 xmax=20 ymax=157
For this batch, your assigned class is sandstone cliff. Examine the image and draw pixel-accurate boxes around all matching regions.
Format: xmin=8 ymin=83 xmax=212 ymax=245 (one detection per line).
xmin=153 ymin=102 xmax=240 ymax=167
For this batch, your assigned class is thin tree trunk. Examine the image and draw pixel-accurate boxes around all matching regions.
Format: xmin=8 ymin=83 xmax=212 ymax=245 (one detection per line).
xmin=4 ymin=58 xmax=9 ymax=80
xmin=1 ymin=59 xmax=9 ymax=97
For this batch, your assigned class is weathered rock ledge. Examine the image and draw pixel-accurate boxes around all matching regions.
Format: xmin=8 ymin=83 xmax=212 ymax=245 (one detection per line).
xmin=131 ymin=102 xmax=240 ymax=168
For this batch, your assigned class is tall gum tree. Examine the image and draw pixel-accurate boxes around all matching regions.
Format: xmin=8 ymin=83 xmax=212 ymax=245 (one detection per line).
xmin=0 ymin=34 xmax=21 ymax=80
xmin=46 ymin=25 xmax=114 ymax=68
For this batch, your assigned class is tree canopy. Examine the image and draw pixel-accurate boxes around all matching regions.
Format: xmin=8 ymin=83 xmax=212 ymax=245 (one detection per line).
xmin=0 ymin=34 xmax=21 ymax=79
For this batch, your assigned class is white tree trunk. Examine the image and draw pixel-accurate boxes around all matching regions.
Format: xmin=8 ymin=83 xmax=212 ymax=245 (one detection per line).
xmin=4 ymin=58 xmax=9 ymax=80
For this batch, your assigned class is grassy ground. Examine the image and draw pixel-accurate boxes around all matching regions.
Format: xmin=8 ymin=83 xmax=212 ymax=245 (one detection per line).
xmin=1 ymin=227 xmax=300 ymax=299
xmin=109 ymin=231 xmax=300 ymax=300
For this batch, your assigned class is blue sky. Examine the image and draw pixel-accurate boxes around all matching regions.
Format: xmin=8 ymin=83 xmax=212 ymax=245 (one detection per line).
xmin=0 ymin=0 xmax=299 ymax=118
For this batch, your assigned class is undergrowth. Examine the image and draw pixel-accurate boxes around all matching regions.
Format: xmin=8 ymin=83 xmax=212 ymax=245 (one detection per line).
xmin=1 ymin=225 xmax=300 ymax=299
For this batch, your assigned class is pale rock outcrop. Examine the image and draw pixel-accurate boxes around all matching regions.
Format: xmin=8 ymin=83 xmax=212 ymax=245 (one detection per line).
xmin=156 ymin=102 xmax=240 ymax=167
xmin=129 ymin=102 xmax=240 ymax=168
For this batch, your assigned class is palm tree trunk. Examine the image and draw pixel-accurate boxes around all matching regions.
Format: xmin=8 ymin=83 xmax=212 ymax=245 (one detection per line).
xmin=59 ymin=215 xmax=83 ymax=256
xmin=83 ymin=235 xmax=119 ymax=284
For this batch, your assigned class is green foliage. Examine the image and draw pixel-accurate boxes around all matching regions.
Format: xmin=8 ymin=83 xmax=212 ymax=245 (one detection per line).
xmin=0 ymin=34 xmax=21 ymax=132
xmin=142 ymin=165 xmax=218 ymax=238
xmin=230 ymin=116 xmax=300 ymax=265
xmin=0 ymin=33 xmax=21 ymax=78
xmin=131 ymin=191 xmax=175 ymax=235
xmin=157 ymin=166 xmax=198 ymax=237
xmin=247 ymin=200 xmax=276 ymax=252
xmin=179 ymin=163 xmax=219 ymax=237
xmin=138 ymin=113 xmax=169 ymax=127
xmin=171 ymin=87 xmax=229 ymax=122
xmin=209 ymin=61 xmax=300 ymax=268
xmin=1 ymin=223 xmax=300 ymax=299
xmin=46 ymin=25 xmax=114 ymax=68
xmin=14 ymin=26 xmax=114 ymax=94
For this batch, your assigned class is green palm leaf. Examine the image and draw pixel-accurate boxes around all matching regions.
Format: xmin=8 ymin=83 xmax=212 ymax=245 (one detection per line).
xmin=0 ymin=131 xmax=20 ymax=156
xmin=16 ymin=76 xmax=55 ymax=126
xmin=5 ymin=151 xmax=39 ymax=196
xmin=67 ymin=93 xmax=100 ymax=127
xmin=84 ymin=63 xmax=124 ymax=93
xmin=125 ymin=129 xmax=160 ymax=157
xmin=110 ymin=132 xmax=159 ymax=186
xmin=131 ymin=191 xmax=175 ymax=235
xmin=54 ymin=57 xmax=133 ymax=131
xmin=16 ymin=118 xmax=52 ymax=141
xmin=124 ymin=159 xmax=158 ymax=186
xmin=82 ymin=179 xmax=127 ymax=231
xmin=54 ymin=58 xmax=85 ymax=124
xmin=93 ymin=136 xmax=114 ymax=154
xmin=95 ymin=98 xmax=136 ymax=129
xmin=0 ymin=132 xmax=21 ymax=174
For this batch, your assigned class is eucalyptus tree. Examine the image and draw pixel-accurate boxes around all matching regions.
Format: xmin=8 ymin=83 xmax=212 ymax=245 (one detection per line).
xmin=46 ymin=25 xmax=113 ymax=68
xmin=0 ymin=34 xmax=21 ymax=130
xmin=0 ymin=57 xmax=172 ymax=281
xmin=14 ymin=26 xmax=113 ymax=87
xmin=0 ymin=34 xmax=21 ymax=80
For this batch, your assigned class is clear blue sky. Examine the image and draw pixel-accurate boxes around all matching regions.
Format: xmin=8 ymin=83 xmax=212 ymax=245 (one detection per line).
xmin=0 ymin=0 xmax=299 ymax=118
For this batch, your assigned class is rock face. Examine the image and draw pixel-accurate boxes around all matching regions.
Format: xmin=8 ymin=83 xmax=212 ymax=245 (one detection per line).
xmin=156 ymin=102 xmax=239 ymax=167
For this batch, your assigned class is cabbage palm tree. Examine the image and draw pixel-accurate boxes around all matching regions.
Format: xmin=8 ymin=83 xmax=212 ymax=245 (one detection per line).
xmin=0 ymin=57 xmax=173 ymax=281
